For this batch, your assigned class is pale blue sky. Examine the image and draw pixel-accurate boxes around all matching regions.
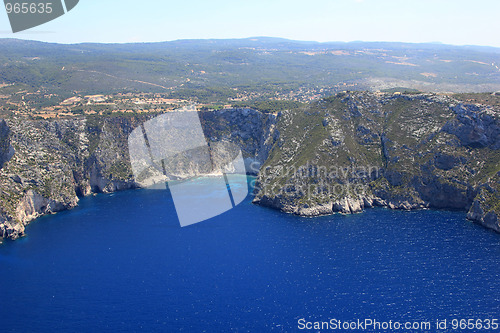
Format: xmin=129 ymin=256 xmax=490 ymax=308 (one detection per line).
xmin=1 ymin=0 xmax=499 ymax=47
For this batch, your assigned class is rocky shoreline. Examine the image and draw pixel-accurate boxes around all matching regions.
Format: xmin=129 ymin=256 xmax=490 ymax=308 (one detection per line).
xmin=254 ymin=193 xmax=499 ymax=233
xmin=1 ymin=93 xmax=499 ymax=241
xmin=0 ymin=108 xmax=279 ymax=240
xmin=252 ymin=92 xmax=499 ymax=233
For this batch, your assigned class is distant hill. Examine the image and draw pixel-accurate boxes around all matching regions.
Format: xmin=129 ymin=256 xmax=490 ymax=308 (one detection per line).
xmin=1 ymin=37 xmax=500 ymax=98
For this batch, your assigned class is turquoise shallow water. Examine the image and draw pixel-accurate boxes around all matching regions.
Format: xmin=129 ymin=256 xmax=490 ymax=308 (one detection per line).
xmin=1 ymin=178 xmax=499 ymax=332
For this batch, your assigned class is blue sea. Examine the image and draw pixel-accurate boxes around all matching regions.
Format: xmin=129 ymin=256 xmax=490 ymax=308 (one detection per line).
xmin=1 ymin=177 xmax=500 ymax=332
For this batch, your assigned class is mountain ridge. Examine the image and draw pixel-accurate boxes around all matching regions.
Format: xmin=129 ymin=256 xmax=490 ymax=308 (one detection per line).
xmin=1 ymin=38 xmax=500 ymax=99
xmin=3 ymin=37 xmax=500 ymax=51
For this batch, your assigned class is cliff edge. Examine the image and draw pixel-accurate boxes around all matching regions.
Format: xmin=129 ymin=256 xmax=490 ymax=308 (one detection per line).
xmin=253 ymin=92 xmax=500 ymax=233
xmin=0 ymin=109 xmax=278 ymax=240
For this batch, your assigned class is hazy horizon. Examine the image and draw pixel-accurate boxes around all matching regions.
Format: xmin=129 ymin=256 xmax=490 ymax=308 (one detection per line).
xmin=1 ymin=0 xmax=499 ymax=48
xmin=2 ymin=36 xmax=500 ymax=50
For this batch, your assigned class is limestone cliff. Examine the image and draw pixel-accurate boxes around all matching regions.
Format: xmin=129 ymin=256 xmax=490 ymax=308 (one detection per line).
xmin=0 ymin=109 xmax=278 ymax=240
xmin=253 ymin=92 xmax=500 ymax=233
xmin=1 ymin=95 xmax=499 ymax=241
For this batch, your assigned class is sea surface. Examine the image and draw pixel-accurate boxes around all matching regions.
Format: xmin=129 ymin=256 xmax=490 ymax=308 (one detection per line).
xmin=1 ymin=177 xmax=500 ymax=332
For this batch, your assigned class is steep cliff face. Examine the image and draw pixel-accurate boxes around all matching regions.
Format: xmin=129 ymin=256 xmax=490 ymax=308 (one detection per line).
xmin=0 ymin=109 xmax=279 ymax=240
xmin=0 ymin=119 xmax=84 ymax=240
xmin=0 ymin=119 xmax=14 ymax=169
xmin=253 ymin=92 xmax=500 ymax=233
xmin=199 ymin=108 xmax=280 ymax=173
xmin=1 ymin=96 xmax=498 ymax=240
xmin=467 ymin=173 xmax=500 ymax=232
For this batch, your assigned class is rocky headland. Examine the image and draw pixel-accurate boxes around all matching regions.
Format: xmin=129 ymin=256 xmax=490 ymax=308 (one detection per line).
xmin=253 ymin=92 xmax=500 ymax=233
xmin=0 ymin=109 xmax=278 ymax=240
xmin=0 ymin=92 xmax=499 ymax=241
